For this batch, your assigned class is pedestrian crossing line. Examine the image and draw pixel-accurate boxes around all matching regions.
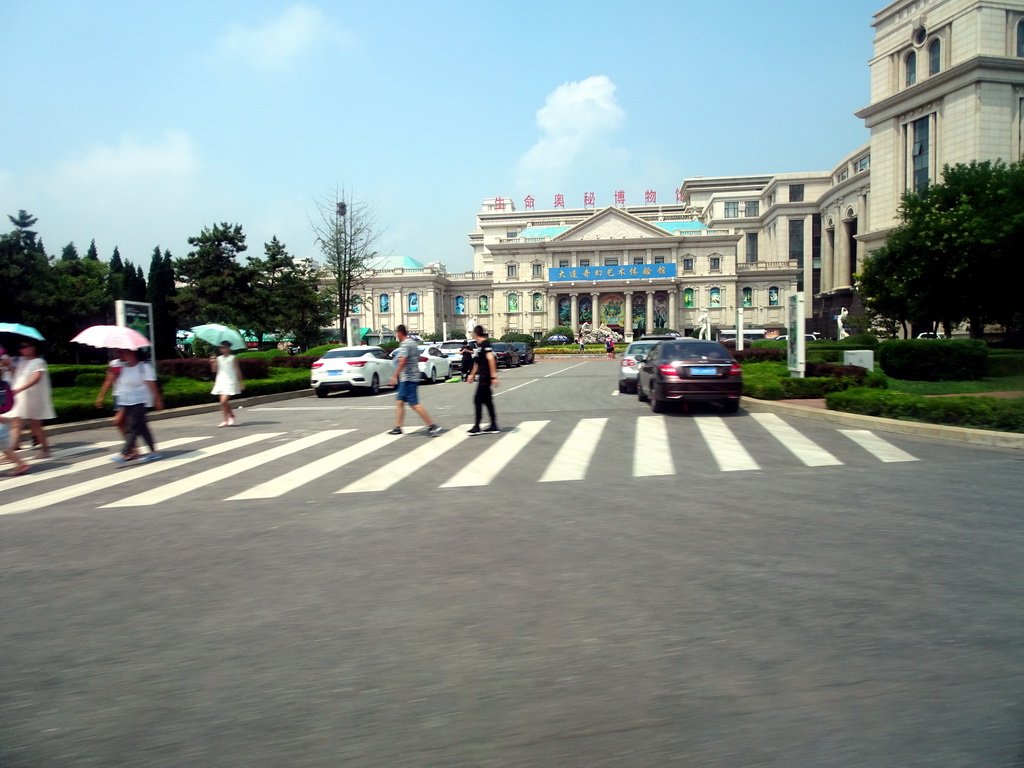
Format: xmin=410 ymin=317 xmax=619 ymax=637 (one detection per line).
xmin=338 ymin=426 xmax=473 ymax=494
xmin=104 ymin=430 xmax=355 ymax=508
xmin=227 ymin=430 xmax=402 ymax=501
xmin=633 ymin=416 xmax=674 ymax=477
xmin=439 ymin=421 xmax=550 ymax=488
xmin=539 ymin=418 xmax=608 ymax=483
xmin=0 ymin=433 xmax=282 ymax=517
xmin=26 ymin=441 xmax=123 ymax=463
xmin=694 ymin=417 xmax=762 ymax=472
xmin=839 ymin=429 xmax=919 ymax=463
xmin=0 ymin=437 xmax=212 ymax=494
xmin=750 ymin=413 xmax=843 ymax=467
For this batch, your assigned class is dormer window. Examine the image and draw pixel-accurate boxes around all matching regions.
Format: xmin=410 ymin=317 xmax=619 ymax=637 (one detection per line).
xmin=905 ymin=51 xmax=917 ymax=87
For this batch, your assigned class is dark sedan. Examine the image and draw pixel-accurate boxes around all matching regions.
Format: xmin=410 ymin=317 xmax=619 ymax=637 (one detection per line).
xmin=511 ymin=342 xmax=535 ymax=364
xmin=636 ymin=340 xmax=742 ymax=413
xmin=491 ymin=343 xmax=520 ymax=368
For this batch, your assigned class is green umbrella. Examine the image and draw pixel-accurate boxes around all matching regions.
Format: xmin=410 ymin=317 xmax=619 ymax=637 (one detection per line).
xmin=191 ymin=324 xmax=247 ymax=352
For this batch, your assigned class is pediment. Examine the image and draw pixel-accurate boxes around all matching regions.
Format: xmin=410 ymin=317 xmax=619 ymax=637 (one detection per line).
xmin=552 ymin=207 xmax=670 ymax=242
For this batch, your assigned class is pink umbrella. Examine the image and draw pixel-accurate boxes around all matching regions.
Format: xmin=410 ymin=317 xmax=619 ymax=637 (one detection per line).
xmin=71 ymin=325 xmax=152 ymax=350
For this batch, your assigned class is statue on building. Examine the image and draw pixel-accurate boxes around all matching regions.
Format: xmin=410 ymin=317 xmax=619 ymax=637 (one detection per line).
xmin=465 ymin=315 xmax=476 ymax=339
xmin=696 ymin=308 xmax=711 ymax=340
xmin=837 ymin=307 xmax=850 ymax=340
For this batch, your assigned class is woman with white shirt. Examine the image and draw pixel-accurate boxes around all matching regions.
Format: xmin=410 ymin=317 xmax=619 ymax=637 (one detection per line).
xmin=8 ymin=340 xmax=55 ymax=458
xmin=210 ymin=341 xmax=244 ymax=427
xmin=108 ymin=349 xmax=163 ymax=465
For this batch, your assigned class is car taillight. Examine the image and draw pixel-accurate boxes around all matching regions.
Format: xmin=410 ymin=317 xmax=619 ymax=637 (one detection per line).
xmin=349 ymin=361 xmax=366 ymax=368
xmin=659 ymin=364 xmax=677 ymax=376
xmin=311 ymin=362 xmax=323 ymax=369
xmin=729 ymin=364 xmax=742 ymax=376
xmin=621 ymin=360 xmax=635 ymax=367
xmin=419 ymin=357 xmax=428 ymax=362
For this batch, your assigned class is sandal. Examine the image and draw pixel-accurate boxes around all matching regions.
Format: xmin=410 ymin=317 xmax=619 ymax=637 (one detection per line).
xmin=8 ymin=465 xmax=29 ymax=477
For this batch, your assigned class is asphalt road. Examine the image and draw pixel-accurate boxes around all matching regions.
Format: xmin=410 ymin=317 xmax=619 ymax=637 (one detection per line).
xmin=2 ymin=357 xmax=1022 ymax=767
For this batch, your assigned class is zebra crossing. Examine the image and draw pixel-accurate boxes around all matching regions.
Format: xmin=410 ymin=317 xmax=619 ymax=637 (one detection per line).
xmin=0 ymin=415 xmax=920 ymax=516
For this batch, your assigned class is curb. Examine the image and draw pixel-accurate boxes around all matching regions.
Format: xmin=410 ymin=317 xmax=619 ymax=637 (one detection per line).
xmin=43 ymin=389 xmax=313 ymax=437
xmin=741 ymin=397 xmax=1024 ymax=450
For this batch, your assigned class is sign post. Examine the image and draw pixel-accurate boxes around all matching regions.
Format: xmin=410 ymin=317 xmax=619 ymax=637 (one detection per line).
xmin=735 ymin=307 xmax=745 ymax=352
xmin=787 ymin=293 xmax=806 ymax=379
xmin=115 ymin=300 xmax=154 ymax=354
xmin=346 ymin=317 xmax=361 ymax=347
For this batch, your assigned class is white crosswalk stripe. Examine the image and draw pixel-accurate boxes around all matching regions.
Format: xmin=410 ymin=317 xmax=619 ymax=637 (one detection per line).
xmin=0 ymin=436 xmax=211 ymax=494
xmin=440 ymin=421 xmax=550 ymax=488
xmin=338 ymin=426 xmax=473 ymax=494
xmin=539 ymin=418 xmax=608 ymax=483
xmin=105 ymin=430 xmax=354 ymax=508
xmin=750 ymin=413 xmax=843 ymax=467
xmin=839 ymin=429 xmax=919 ymax=463
xmin=226 ymin=430 xmax=402 ymax=500
xmin=633 ymin=416 xmax=674 ymax=477
xmin=694 ymin=416 xmax=761 ymax=472
xmin=0 ymin=433 xmax=281 ymax=516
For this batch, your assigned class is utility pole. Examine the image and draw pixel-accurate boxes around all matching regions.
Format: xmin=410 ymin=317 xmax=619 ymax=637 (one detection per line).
xmin=336 ymin=200 xmax=347 ymax=342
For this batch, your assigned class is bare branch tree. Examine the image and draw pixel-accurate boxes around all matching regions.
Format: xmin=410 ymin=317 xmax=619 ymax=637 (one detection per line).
xmin=309 ymin=187 xmax=386 ymax=340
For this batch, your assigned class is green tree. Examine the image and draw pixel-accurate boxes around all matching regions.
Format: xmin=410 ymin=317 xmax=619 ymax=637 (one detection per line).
xmin=147 ymin=247 xmax=179 ymax=359
xmin=174 ymin=222 xmax=252 ymax=327
xmin=108 ymin=246 xmax=125 ymax=301
xmin=85 ymin=239 xmax=99 ymax=261
xmin=857 ymin=160 xmax=1024 ymax=338
xmin=60 ymin=242 xmax=80 ymax=262
xmin=0 ymin=210 xmax=53 ymax=327
xmin=248 ymin=236 xmax=332 ymax=350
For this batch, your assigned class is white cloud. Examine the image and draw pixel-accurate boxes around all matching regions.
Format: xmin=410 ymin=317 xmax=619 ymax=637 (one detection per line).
xmin=216 ymin=5 xmax=348 ymax=72
xmin=516 ymin=75 xmax=627 ymax=188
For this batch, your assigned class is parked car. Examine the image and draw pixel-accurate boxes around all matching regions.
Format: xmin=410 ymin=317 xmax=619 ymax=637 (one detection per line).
xmin=511 ymin=342 xmax=535 ymax=364
xmin=388 ymin=345 xmax=452 ymax=383
xmin=311 ymin=346 xmax=394 ymax=397
xmin=916 ymin=332 xmax=940 ymax=339
xmin=635 ymin=339 xmax=742 ymax=414
xmin=437 ymin=340 xmax=470 ymax=370
xmin=618 ymin=340 xmax=660 ymax=393
xmin=774 ymin=334 xmax=818 ymax=343
xmin=491 ymin=342 xmax=520 ymax=368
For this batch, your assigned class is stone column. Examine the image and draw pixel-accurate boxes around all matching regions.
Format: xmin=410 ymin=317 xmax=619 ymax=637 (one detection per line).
xmin=803 ymin=217 xmax=814 ymax=317
xmin=624 ymin=291 xmax=634 ymax=340
xmin=590 ymin=292 xmax=600 ymax=327
xmin=836 ymin=219 xmax=852 ymax=290
xmin=821 ymin=227 xmax=834 ymax=293
xmin=394 ymin=289 xmax=403 ymax=332
xmin=570 ymin=293 xmax=579 ymax=333
xmin=645 ymin=291 xmax=655 ymax=334
xmin=668 ymin=288 xmax=677 ymax=331
xmin=547 ymin=291 xmax=557 ymax=331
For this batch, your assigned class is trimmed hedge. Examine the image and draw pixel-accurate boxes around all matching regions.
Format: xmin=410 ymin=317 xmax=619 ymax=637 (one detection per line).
xmin=48 ymin=364 xmax=108 ymax=388
xmin=74 ymin=373 xmax=108 ymax=388
xmin=878 ymin=339 xmax=988 ymax=381
xmin=986 ymin=353 xmax=1024 ymax=377
xmin=156 ymin=357 xmax=269 ymax=381
xmin=733 ymin=348 xmax=785 ymax=363
xmin=740 ymin=360 xmax=885 ymax=400
xmin=826 ymin=388 xmax=1024 ymax=433
xmin=268 ymin=355 xmax=320 ymax=369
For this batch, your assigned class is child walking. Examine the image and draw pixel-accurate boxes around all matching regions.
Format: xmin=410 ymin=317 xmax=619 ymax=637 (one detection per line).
xmin=210 ymin=342 xmax=244 ymax=427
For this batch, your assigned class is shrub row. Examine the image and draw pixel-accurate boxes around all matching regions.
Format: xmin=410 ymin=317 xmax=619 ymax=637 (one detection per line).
xmin=48 ymin=364 xmax=108 ymax=388
xmin=267 ymin=355 xmax=320 ymax=369
xmin=825 ymin=388 xmax=1024 ymax=433
xmin=155 ymin=357 xmax=270 ymax=381
xmin=739 ymin=360 xmax=885 ymax=400
xmin=878 ymin=339 xmax=987 ymax=381
xmin=985 ymin=353 xmax=1024 ymax=377
xmin=733 ymin=348 xmax=785 ymax=363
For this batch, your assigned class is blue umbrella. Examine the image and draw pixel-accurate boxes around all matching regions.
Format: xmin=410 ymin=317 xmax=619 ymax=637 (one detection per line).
xmin=0 ymin=323 xmax=45 ymax=341
xmin=548 ymin=334 xmax=569 ymax=341
xmin=191 ymin=324 xmax=247 ymax=351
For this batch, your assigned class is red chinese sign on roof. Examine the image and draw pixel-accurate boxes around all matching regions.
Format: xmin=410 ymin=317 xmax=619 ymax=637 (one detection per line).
xmin=645 ymin=189 xmax=656 ymax=204
xmin=583 ymin=192 xmax=595 ymax=207
xmin=524 ymin=195 xmax=534 ymax=210
xmin=493 ymin=197 xmax=505 ymax=211
xmin=553 ymin=194 xmax=565 ymax=208
xmin=613 ymin=190 xmax=625 ymax=206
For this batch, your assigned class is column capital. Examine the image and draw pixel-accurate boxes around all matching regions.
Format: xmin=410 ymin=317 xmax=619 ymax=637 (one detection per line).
xmin=623 ymin=290 xmax=634 ymax=296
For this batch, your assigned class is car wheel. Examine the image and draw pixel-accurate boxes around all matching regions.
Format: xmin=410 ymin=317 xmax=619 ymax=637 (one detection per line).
xmin=367 ymin=375 xmax=380 ymax=396
xmin=315 ymin=387 xmax=329 ymax=399
xmin=618 ymin=382 xmax=627 ymax=393
xmin=434 ymin=366 xmax=443 ymax=383
xmin=722 ymin=400 xmax=740 ymax=414
xmin=651 ymin=387 xmax=668 ymax=414
xmin=637 ymin=380 xmax=649 ymax=402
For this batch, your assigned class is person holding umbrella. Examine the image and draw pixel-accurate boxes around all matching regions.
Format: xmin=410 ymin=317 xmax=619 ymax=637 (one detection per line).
xmin=8 ymin=339 xmax=55 ymax=458
xmin=210 ymin=341 xmax=244 ymax=427
xmin=108 ymin=349 xmax=163 ymax=465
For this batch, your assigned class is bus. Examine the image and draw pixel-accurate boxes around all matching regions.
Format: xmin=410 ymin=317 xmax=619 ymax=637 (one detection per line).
xmin=717 ymin=328 xmax=767 ymax=343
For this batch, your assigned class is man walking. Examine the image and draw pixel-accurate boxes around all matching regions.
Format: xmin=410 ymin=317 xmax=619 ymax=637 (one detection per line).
xmin=466 ymin=325 xmax=499 ymax=435
xmin=388 ymin=325 xmax=441 ymax=437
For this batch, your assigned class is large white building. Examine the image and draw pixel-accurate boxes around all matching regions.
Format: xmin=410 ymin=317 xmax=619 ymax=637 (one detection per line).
xmin=352 ymin=0 xmax=1024 ymax=340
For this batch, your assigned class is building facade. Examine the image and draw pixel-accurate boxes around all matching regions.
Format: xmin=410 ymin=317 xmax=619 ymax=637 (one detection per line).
xmin=354 ymin=0 xmax=1024 ymax=341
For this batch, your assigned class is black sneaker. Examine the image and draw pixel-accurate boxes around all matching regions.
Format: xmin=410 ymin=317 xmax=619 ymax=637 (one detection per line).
xmin=467 ymin=426 xmax=483 ymax=436
xmin=484 ymin=425 xmax=500 ymax=434
xmin=427 ymin=424 xmax=441 ymax=438
xmin=387 ymin=427 xmax=402 ymax=435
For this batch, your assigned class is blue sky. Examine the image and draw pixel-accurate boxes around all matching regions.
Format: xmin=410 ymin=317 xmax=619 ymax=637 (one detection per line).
xmin=1 ymin=0 xmax=880 ymax=273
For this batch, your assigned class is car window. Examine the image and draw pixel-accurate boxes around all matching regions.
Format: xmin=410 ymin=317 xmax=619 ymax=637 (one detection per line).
xmin=324 ymin=348 xmax=373 ymax=359
xmin=626 ymin=342 xmax=656 ymax=357
xmin=662 ymin=342 xmax=732 ymax=361
xmin=493 ymin=343 xmax=507 ymax=351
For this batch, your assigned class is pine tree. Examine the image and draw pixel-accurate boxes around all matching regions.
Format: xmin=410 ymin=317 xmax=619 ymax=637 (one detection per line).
xmin=60 ymin=242 xmax=80 ymax=262
xmin=147 ymin=247 xmax=179 ymax=358
xmin=248 ymin=236 xmax=332 ymax=349
xmin=108 ymin=246 xmax=125 ymax=300
xmin=175 ymin=222 xmax=252 ymax=326
xmin=0 ymin=210 xmax=54 ymax=326
xmin=85 ymin=239 xmax=99 ymax=261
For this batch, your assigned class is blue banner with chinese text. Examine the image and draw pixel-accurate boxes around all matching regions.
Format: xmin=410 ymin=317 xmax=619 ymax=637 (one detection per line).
xmin=548 ymin=263 xmax=676 ymax=282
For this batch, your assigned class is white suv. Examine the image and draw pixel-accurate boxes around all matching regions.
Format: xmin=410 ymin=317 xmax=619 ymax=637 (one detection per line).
xmin=311 ymin=346 xmax=394 ymax=397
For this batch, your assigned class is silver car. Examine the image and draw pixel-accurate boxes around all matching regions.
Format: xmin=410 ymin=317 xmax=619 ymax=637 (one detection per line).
xmin=617 ymin=340 xmax=659 ymax=393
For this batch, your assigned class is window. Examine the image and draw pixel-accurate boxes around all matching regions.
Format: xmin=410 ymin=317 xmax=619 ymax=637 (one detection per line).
xmin=1019 ymin=19 xmax=1024 ymax=57
xmin=506 ymin=263 xmax=518 ymax=278
xmin=906 ymin=51 xmax=917 ymax=86
xmin=742 ymin=287 xmax=753 ymax=307
xmin=454 ymin=295 xmax=466 ymax=314
xmin=350 ymin=297 xmax=360 ymax=314
xmin=928 ymin=39 xmax=941 ymax=75
xmin=683 ymin=288 xmax=694 ymax=308
xmin=604 ymin=257 xmax=619 ymax=266
xmin=408 ymin=292 xmax=419 ymax=313
xmin=836 ymin=168 xmax=849 ymax=183
xmin=789 ymin=184 xmax=804 ymax=203
xmin=507 ymin=293 xmax=520 ymax=312
xmin=854 ymin=155 xmax=870 ymax=172
xmin=633 ymin=256 xmax=644 ymax=265
xmin=682 ymin=258 xmax=694 ymax=271
xmin=506 ymin=230 xmax=518 ymax=239
xmin=912 ymin=115 xmax=930 ymax=192
xmin=379 ymin=294 xmax=390 ymax=313
xmin=710 ymin=257 xmax=721 ymax=271
xmin=745 ymin=201 xmax=759 ymax=217
xmin=532 ymin=293 xmax=543 ymax=312
xmin=710 ymin=287 xmax=721 ymax=307
xmin=558 ymin=259 xmax=569 ymax=268
xmin=654 ymin=255 xmax=665 ymax=264
xmin=531 ymin=263 xmax=542 ymax=277
xmin=579 ymin=258 xmax=590 ymax=268
xmin=479 ymin=295 xmax=489 ymax=313
xmin=746 ymin=233 xmax=758 ymax=263
xmin=789 ymin=218 xmax=805 ymax=265
xmin=768 ymin=286 xmax=779 ymax=306
xmin=724 ymin=201 xmax=740 ymax=218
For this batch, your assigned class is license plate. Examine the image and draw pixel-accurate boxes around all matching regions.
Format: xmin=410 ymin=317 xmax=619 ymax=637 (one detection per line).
xmin=328 ymin=370 xmax=344 ymax=376
xmin=690 ymin=367 xmax=718 ymax=376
